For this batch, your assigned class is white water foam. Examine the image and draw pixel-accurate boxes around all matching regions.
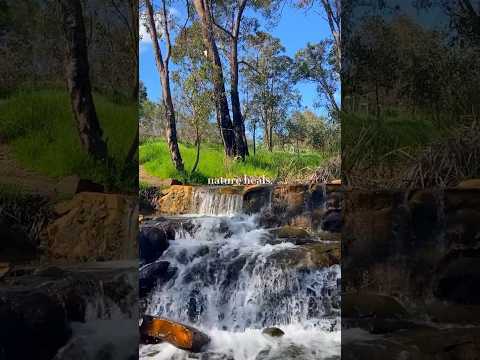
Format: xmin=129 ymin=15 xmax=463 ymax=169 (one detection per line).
xmin=141 ymin=214 xmax=340 ymax=359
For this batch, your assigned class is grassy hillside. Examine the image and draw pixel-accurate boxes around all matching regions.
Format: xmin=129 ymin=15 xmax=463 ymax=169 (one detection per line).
xmin=140 ymin=139 xmax=328 ymax=184
xmin=0 ymin=89 xmax=137 ymax=190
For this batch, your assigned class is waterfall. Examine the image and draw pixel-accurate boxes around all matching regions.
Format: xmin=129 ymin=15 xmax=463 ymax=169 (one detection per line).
xmin=141 ymin=215 xmax=340 ymax=360
xmin=54 ymin=263 xmax=138 ymax=360
xmin=191 ymin=187 xmax=243 ymax=216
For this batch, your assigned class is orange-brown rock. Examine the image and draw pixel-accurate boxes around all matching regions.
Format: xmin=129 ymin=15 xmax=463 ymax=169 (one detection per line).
xmin=45 ymin=192 xmax=137 ymax=261
xmin=0 ymin=262 xmax=10 ymax=280
xmin=140 ymin=316 xmax=210 ymax=352
xmin=457 ymin=179 xmax=480 ymax=189
xmin=157 ymin=185 xmax=193 ymax=214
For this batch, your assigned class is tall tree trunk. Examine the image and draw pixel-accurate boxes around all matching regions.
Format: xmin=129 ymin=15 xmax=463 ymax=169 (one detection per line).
xmin=230 ymin=41 xmax=249 ymax=159
xmin=145 ymin=0 xmax=184 ymax=171
xmin=268 ymin=121 xmax=273 ymax=152
xmin=60 ymin=0 xmax=107 ymax=161
xmin=192 ymin=0 xmax=236 ymax=157
xmin=160 ymin=70 xmax=184 ymax=171
xmin=252 ymin=121 xmax=256 ymax=155
xmin=192 ymin=126 xmax=201 ymax=173
xmin=228 ymin=0 xmax=249 ymax=159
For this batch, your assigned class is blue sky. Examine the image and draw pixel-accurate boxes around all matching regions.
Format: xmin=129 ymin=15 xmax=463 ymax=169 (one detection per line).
xmin=140 ymin=2 xmax=333 ymax=116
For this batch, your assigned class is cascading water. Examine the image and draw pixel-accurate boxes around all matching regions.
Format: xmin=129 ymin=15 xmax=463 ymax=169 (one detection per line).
xmin=49 ymin=262 xmax=139 ymax=360
xmin=191 ymin=187 xmax=243 ymax=216
xmin=140 ymin=189 xmax=340 ymax=360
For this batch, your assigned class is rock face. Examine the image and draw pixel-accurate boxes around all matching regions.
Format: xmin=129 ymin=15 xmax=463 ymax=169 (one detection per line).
xmin=0 ymin=262 xmax=137 ymax=360
xmin=157 ymin=185 xmax=194 ymax=215
xmin=140 ymin=315 xmax=210 ymax=352
xmin=45 ymin=192 xmax=137 ymax=261
xmin=155 ymin=184 xmax=344 ymax=235
xmin=0 ymin=290 xmax=71 ymax=360
xmin=255 ymin=183 xmax=343 ymax=233
xmin=139 ymin=226 xmax=172 ymax=265
xmin=243 ymin=185 xmax=272 ymax=214
xmin=269 ymin=242 xmax=340 ymax=269
xmin=343 ymin=187 xmax=480 ymax=329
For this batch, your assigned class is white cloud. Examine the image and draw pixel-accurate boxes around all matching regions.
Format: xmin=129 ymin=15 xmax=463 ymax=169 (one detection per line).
xmin=139 ymin=7 xmax=180 ymax=45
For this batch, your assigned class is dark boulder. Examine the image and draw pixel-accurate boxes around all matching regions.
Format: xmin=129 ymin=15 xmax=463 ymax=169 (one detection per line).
xmin=243 ymin=185 xmax=273 ymax=214
xmin=262 ymin=327 xmax=285 ymax=337
xmin=0 ymin=291 xmax=71 ymax=360
xmin=139 ymin=261 xmax=175 ymax=298
xmin=139 ymin=226 xmax=171 ymax=265
xmin=321 ymin=210 xmax=342 ymax=233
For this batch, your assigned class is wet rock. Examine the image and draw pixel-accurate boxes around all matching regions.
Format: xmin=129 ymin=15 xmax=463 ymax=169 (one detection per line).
xmin=139 ymin=227 xmax=171 ymax=265
xmin=262 ymin=327 xmax=285 ymax=337
xmin=33 ymin=265 xmax=69 ymax=278
xmin=255 ymin=344 xmax=312 ymax=360
xmin=0 ymin=290 xmax=71 ymax=360
xmin=243 ymin=185 xmax=273 ymax=214
xmin=344 ymin=326 xmax=480 ymax=360
xmin=434 ymin=249 xmax=480 ymax=305
xmin=277 ymin=226 xmax=311 ymax=239
xmin=269 ymin=242 xmax=340 ymax=268
xmin=46 ymin=192 xmax=137 ymax=261
xmin=426 ymin=301 xmax=480 ymax=325
xmin=0 ymin=262 xmax=10 ymax=280
xmin=139 ymin=261 xmax=175 ymax=298
xmin=343 ymin=292 xmax=408 ymax=319
xmin=321 ymin=210 xmax=342 ymax=233
xmin=140 ymin=315 xmax=210 ymax=352
xmin=446 ymin=208 xmax=480 ymax=247
xmin=198 ymin=353 xmax=234 ymax=360
xmin=53 ymin=337 xmax=90 ymax=360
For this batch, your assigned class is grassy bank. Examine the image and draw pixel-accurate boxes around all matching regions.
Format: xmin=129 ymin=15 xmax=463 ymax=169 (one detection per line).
xmin=0 ymin=89 xmax=137 ymax=190
xmin=140 ymin=139 xmax=328 ymax=184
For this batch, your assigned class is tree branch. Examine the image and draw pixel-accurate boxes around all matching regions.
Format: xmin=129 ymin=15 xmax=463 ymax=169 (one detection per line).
xmin=239 ymin=59 xmax=260 ymax=74
xmin=161 ymin=0 xmax=172 ymax=66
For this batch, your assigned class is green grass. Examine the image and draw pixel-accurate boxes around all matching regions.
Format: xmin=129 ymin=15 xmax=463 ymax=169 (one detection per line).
xmin=0 ymin=89 xmax=137 ymax=191
xmin=140 ymin=140 xmax=327 ymax=184
xmin=342 ymin=112 xmax=445 ymax=167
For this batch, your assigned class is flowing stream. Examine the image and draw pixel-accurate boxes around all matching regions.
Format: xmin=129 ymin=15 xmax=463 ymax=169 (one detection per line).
xmin=140 ymin=190 xmax=340 ymax=360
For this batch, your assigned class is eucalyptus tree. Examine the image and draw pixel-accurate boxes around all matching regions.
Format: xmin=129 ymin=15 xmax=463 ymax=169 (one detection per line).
xmin=142 ymin=0 xmax=184 ymax=171
xmin=296 ymin=0 xmax=340 ymax=70
xmin=191 ymin=0 xmax=237 ymax=157
xmin=172 ymin=23 xmax=215 ymax=173
xmin=59 ymin=0 xmax=107 ymax=161
xmin=295 ymin=41 xmax=339 ymax=119
xmin=242 ymin=32 xmax=300 ymax=151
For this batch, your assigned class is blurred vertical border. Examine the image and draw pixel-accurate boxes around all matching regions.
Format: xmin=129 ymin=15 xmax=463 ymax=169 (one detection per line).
xmin=0 ymin=1 xmax=139 ymax=359
xmin=341 ymin=0 xmax=480 ymax=358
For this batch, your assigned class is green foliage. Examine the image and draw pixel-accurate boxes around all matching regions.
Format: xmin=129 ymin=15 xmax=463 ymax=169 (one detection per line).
xmin=0 ymin=89 xmax=137 ymax=191
xmin=140 ymin=139 xmax=326 ymax=184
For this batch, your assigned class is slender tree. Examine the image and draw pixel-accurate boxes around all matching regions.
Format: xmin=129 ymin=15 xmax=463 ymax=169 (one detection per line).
xmin=59 ymin=0 xmax=107 ymax=161
xmin=144 ymin=0 xmax=184 ymax=171
xmin=192 ymin=0 xmax=236 ymax=157
xmin=211 ymin=0 xmax=250 ymax=159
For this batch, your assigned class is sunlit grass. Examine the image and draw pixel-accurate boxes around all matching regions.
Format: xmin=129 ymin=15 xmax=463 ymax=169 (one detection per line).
xmin=0 ymin=89 xmax=137 ymax=190
xmin=140 ymin=139 xmax=327 ymax=184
